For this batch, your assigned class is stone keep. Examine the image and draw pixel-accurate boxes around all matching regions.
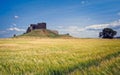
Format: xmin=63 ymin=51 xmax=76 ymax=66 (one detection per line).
xmin=26 ymin=22 xmax=46 ymax=33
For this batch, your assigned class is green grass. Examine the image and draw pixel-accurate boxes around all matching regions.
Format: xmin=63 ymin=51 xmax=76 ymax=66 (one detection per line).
xmin=19 ymin=29 xmax=72 ymax=38
xmin=0 ymin=38 xmax=120 ymax=75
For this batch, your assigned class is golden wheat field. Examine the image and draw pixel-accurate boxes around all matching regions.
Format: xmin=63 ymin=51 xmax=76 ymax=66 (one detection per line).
xmin=0 ymin=38 xmax=120 ymax=75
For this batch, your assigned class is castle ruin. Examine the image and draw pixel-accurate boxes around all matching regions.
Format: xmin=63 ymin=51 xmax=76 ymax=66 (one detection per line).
xmin=26 ymin=22 xmax=46 ymax=33
xmin=26 ymin=22 xmax=58 ymax=34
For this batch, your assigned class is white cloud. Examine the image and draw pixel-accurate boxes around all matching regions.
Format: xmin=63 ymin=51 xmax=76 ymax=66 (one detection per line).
xmin=14 ymin=16 xmax=19 ymax=19
xmin=58 ymin=26 xmax=85 ymax=35
xmin=66 ymin=26 xmax=85 ymax=33
xmin=57 ymin=26 xmax=64 ymax=29
xmin=8 ymin=27 xmax=25 ymax=32
xmin=118 ymin=12 xmax=120 ymax=16
xmin=58 ymin=19 xmax=120 ymax=35
xmin=81 ymin=1 xmax=85 ymax=4
xmin=81 ymin=0 xmax=88 ymax=5
xmin=85 ymin=19 xmax=120 ymax=30
xmin=85 ymin=24 xmax=109 ymax=30
xmin=87 ymin=18 xmax=91 ymax=20
xmin=12 ymin=23 xmax=17 ymax=26
xmin=0 ymin=30 xmax=7 ymax=34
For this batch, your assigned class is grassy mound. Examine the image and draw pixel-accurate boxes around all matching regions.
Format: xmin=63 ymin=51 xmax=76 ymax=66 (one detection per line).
xmin=18 ymin=29 xmax=72 ymax=38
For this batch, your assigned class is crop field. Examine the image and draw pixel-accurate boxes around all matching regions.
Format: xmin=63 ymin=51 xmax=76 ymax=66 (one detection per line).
xmin=0 ymin=38 xmax=120 ymax=75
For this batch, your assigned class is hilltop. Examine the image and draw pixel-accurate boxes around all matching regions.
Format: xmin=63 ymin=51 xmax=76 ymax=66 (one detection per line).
xmin=15 ymin=22 xmax=73 ymax=38
xmin=19 ymin=29 xmax=72 ymax=38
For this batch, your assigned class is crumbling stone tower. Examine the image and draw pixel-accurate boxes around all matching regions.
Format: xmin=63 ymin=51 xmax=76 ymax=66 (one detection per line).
xmin=26 ymin=22 xmax=46 ymax=33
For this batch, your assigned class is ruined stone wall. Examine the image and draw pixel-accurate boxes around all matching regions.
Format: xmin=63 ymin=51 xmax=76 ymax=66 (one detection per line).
xmin=26 ymin=22 xmax=46 ymax=33
xmin=37 ymin=23 xmax=46 ymax=29
xmin=50 ymin=30 xmax=59 ymax=34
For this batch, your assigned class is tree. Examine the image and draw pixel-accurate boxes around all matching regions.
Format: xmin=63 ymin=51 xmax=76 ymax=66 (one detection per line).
xmin=13 ymin=34 xmax=16 ymax=37
xmin=99 ymin=28 xmax=117 ymax=39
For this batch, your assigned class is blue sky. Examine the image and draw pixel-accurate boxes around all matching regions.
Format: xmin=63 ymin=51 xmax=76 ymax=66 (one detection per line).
xmin=0 ymin=0 xmax=120 ymax=38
